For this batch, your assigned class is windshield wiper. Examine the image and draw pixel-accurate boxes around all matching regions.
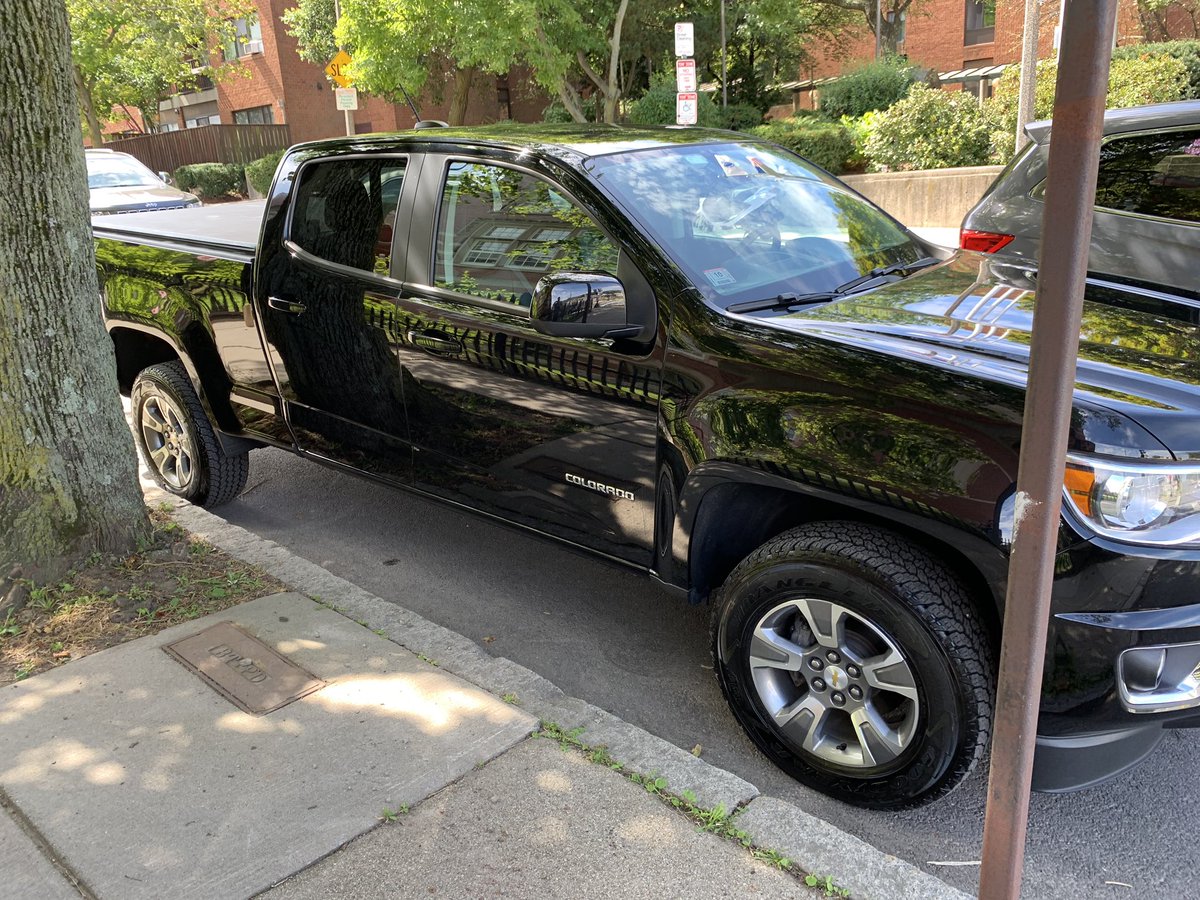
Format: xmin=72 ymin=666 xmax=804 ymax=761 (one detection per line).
xmin=726 ymin=292 xmax=838 ymax=314
xmin=831 ymin=256 xmax=941 ymax=295
xmin=726 ymin=257 xmax=942 ymax=316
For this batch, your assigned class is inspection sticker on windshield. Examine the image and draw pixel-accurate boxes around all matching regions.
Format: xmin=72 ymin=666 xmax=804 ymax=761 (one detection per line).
xmin=704 ymin=267 xmax=736 ymax=287
xmin=715 ymin=154 xmax=750 ymax=177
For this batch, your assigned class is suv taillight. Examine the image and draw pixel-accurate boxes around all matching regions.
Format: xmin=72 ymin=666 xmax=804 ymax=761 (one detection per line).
xmin=960 ymin=229 xmax=1015 ymax=253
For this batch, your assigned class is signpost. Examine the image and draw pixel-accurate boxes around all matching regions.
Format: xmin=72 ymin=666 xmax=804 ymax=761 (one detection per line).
xmin=325 ymin=47 xmax=355 ymax=136
xmin=675 ymin=22 xmax=695 ymax=126
xmin=676 ymin=59 xmax=697 ymax=93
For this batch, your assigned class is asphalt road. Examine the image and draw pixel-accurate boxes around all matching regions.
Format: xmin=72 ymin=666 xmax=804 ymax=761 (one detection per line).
xmin=217 ymin=447 xmax=1196 ymax=897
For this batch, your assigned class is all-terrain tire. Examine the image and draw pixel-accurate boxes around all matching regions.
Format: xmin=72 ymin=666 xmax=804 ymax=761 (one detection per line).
xmin=130 ymin=361 xmax=249 ymax=507
xmin=711 ymin=521 xmax=994 ymax=809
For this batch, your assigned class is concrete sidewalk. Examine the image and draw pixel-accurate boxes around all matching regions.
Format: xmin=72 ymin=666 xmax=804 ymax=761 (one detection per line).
xmin=1 ymin=499 xmax=970 ymax=900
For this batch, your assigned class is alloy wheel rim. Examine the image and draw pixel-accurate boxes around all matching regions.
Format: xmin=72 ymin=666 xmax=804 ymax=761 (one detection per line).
xmin=140 ymin=391 xmax=195 ymax=491
xmin=748 ymin=597 xmax=920 ymax=770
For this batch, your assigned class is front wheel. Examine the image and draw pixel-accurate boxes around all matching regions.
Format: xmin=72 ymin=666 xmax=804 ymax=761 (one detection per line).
xmin=711 ymin=522 xmax=994 ymax=809
xmin=131 ymin=361 xmax=248 ymax=507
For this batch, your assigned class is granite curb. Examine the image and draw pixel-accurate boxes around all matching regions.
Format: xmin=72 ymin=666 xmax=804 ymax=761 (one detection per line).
xmin=162 ymin=494 xmax=971 ymax=900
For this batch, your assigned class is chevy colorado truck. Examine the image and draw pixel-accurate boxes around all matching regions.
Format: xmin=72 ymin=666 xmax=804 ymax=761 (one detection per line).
xmin=94 ymin=125 xmax=1200 ymax=809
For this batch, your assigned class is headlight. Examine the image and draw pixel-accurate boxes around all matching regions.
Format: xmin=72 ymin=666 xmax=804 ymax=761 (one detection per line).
xmin=1065 ymin=454 xmax=1200 ymax=546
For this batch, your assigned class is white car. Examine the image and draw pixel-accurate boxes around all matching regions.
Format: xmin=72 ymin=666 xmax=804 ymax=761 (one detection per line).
xmin=86 ymin=149 xmax=201 ymax=215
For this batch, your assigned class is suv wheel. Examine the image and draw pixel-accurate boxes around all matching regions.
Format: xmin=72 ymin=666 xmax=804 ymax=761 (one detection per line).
xmin=131 ymin=361 xmax=248 ymax=507
xmin=712 ymin=521 xmax=994 ymax=809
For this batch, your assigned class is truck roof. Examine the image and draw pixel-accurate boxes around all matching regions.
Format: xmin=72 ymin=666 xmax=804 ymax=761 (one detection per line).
xmin=288 ymin=123 xmax=745 ymax=165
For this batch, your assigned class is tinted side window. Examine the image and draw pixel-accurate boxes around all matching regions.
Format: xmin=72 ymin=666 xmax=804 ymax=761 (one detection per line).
xmin=1095 ymin=130 xmax=1200 ymax=224
xmin=291 ymin=157 xmax=406 ymax=275
xmin=433 ymin=162 xmax=619 ymax=307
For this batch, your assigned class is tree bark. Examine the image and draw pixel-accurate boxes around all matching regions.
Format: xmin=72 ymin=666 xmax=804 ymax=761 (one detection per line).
xmin=602 ymin=0 xmax=629 ymax=124
xmin=1 ymin=0 xmax=149 ymax=583
xmin=447 ymin=66 xmax=475 ymax=126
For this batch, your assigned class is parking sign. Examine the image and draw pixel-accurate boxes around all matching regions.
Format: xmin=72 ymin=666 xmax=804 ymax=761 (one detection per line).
xmin=676 ymin=92 xmax=698 ymax=125
xmin=674 ymin=22 xmax=694 ymax=58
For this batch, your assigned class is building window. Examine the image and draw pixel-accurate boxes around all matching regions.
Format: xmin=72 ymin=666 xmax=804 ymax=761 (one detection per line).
xmin=234 ymin=105 xmax=274 ymax=125
xmin=223 ymin=18 xmax=263 ymax=61
xmin=185 ymin=115 xmax=217 ymax=128
xmin=965 ymin=0 xmax=996 ymax=45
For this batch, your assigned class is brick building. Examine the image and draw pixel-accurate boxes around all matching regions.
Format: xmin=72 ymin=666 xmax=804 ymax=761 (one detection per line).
xmin=156 ymin=0 xmax=545 ymax=143
xmin=785 ymin=0 xmax=1196 ymax=113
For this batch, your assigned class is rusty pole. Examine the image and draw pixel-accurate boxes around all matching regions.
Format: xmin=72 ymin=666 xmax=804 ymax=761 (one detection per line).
xmin=977 ymin=3 xmax=1118 ymax=899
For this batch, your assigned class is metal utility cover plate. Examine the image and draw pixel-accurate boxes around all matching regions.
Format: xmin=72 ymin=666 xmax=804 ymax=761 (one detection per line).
xmin=163 ymin=621 xmax=325 ymax=715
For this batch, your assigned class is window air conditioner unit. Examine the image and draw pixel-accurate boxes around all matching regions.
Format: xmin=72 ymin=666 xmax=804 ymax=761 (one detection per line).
xmin=246 ymin=39 xmax=264 ymax=54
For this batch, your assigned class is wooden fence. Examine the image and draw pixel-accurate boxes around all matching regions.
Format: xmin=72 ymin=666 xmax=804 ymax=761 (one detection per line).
xmin=105 ymin=124 xmax=293 ymax=174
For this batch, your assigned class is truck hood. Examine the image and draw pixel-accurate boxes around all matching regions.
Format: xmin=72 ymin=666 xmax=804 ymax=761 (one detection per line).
xmin=759 ymin=253 xmax=1200 ymax=455
xmin=90 ymin=185 xmax=199 ymax=213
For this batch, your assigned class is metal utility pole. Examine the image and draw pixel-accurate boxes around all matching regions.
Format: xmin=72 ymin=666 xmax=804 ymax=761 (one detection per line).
xmin=333 ymin=0 xmax=354 ymax=137
xmin=721 ymin=0 xmax=728 ymax=108
xmin=1014 ymin=0 xmax=1040 ymax=152
xmin=977 ymin=3 xmax=1118 ymax=898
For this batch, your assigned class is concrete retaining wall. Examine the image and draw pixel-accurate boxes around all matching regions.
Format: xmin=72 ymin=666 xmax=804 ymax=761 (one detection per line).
xmin=841 ymin=165 xmax=1005 ymax=228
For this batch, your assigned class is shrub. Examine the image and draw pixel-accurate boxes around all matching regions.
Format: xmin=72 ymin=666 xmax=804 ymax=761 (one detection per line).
xmin=988 ymin=52 xmax=1189 ymax=159
xmin=865 ymin=84 xmax=993 ymax=171
xmin=818 ymin=56 xmax=920 ymax=120
xmin=749 ymin=119 xmax=855 ymax=173
xmin=541 ymin=97 xmax=599 ymax=123
xmin=245 ymin=151 xmax=285 ymax=196
xmin=719 ymin=103 xmax=764 ymax=131
xmin=173 ymin=162 xmax=245 ymax=200
xmin=1113 ymin=40 xmax=1200 ymax=98
xmin=839 ymin=111 xmax=880 ymax=172
xmin=626 ymin=69 xmax=723 ymax=127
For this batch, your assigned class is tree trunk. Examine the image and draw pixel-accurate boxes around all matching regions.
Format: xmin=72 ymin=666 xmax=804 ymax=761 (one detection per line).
xmin=602 ymin=0 xmax=629 ymax=124
xmin=556 ymin=79 xmax=588 ymax=122
xmin=0 ymin=0 xmax=149 ymax=584
xmin=447 ymin=66 xmax=475 ymax=125
xmin=73 ymin=65 xmax=104 ymax=146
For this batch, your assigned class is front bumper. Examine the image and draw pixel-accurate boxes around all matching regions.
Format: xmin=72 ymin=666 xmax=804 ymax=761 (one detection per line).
xmin=1032 ymin=536 xmax=1200 ymax=791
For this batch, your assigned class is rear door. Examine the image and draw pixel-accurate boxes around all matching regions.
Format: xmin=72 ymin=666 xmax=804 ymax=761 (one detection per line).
xmin=255 ymin=152 xmax=416 ymax=484
xmin=392 ymin=152 xmax=665 ymax=564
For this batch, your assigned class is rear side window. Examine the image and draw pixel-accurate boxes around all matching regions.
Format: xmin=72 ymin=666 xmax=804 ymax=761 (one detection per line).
xmin=432 ymin=161 xmax=619 ymax=307
xmin=290 ymin=157 xmax=406 ymax=275
xmin=1094 ymin=129 xmax=1200 ymax=224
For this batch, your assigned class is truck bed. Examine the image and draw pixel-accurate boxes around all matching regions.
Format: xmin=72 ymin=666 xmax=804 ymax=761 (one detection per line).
xmin=91 ymin=200 xmax=265 ymax=262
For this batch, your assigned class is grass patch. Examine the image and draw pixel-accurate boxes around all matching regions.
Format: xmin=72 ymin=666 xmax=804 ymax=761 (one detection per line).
xmin=0 ymin=510 xmax=286 ymax=686
xmin=536 ymin=721 xmax=851 ymax=896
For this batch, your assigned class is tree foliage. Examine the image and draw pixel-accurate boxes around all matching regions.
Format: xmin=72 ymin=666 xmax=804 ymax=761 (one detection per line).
xmin=67 ymin=0 xmax=253 ymax=145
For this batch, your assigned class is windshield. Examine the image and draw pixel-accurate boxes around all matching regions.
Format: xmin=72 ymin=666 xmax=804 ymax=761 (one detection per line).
xmin=86 ymin=154 xmax=162 ymax=189
xmin=585 ymin=142 xmax=927 ymax=308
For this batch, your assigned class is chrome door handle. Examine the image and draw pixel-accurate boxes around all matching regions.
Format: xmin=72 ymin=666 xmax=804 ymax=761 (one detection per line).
xmin=267 ymin=296 xmax=307 ymax=315
xmin=407 ymin=330 xmax=462 ymax=355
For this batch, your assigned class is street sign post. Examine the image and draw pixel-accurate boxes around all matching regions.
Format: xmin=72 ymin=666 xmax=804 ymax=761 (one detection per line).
xmin=676 ymin=92 xmax=698 ymax=125
xmin=674 ymin=22 xmax=694 ymax=58
xmin=676 ymin=59 xmax=697 ymax=93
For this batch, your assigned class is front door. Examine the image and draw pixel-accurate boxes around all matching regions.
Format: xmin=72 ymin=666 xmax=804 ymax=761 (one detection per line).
xmin=256 ymin=153 xmax=414 ymax=484
xmin=393 ymin=155 xmax=664 ymax=564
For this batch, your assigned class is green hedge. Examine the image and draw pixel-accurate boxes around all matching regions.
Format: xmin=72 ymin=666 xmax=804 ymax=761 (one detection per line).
xmin=865 ymin=85 xmax=992 ymax=171
xmin=1113 ymin=40 xmax=1200 ymax=98
xmin=748 ymin=119 xmax=855 ymax=173
xmin=818 ymin=57 xmax=919 ymax=120
xmin=245 ymin=151 xmax=285 ymax=195
xmin=719 ymin=103 xmax=764 ymax=131
xmin=173 ymin=162 xmax=246 ymax=200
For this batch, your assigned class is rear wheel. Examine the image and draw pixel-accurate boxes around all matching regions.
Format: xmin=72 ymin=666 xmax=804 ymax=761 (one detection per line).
xmin=131 ymin=361 xmax=248 ymax=507
xmin=712 ymin=521 xmax=994 ymax=809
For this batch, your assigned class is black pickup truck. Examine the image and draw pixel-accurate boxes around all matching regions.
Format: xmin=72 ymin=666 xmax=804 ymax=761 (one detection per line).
xmin=94 ymin=125 xmax=1200 ymax=809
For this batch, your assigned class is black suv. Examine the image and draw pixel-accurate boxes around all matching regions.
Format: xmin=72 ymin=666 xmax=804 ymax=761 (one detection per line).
xmin=93 ymin=125 xmax=1200 ymax=808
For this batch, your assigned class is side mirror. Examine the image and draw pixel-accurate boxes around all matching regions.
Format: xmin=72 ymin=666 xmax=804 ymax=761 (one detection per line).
xmin=159 ymin=171 xmax=174 ymax=185
xmin=530 ymin=273 xmax=640 ymax=340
